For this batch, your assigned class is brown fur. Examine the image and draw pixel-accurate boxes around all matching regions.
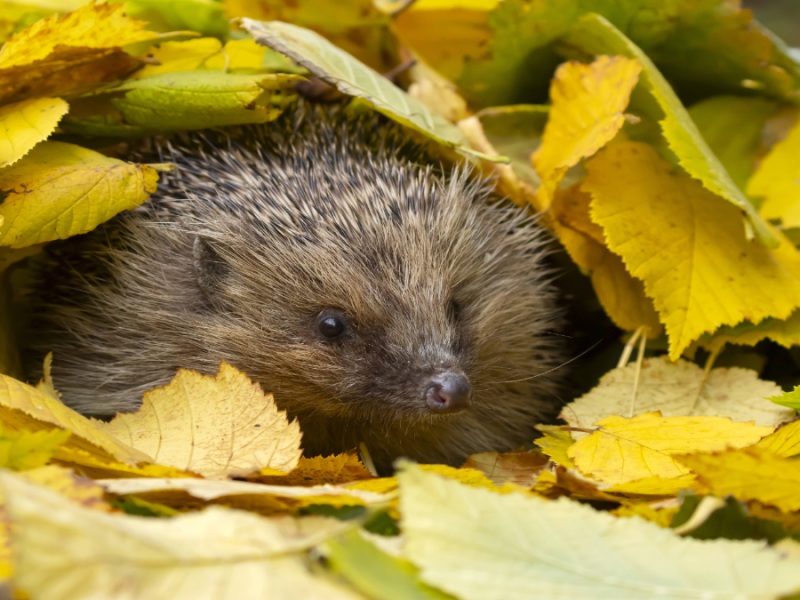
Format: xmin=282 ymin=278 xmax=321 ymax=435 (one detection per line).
xmin=26 ymin=106 xmax=563 ymax=470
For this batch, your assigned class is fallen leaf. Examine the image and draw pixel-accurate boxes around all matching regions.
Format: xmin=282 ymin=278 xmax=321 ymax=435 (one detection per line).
xmin=97 ymin=361 xmax=303 ymax=479
xmin=533 ymin=424 xmax=575 ymax=468
xmin=568 ymin=412 xmax=773 ymax=486
xmin=612 ymin=502 xmax=678 ymax=528
xmin=677 ymin=447 xmax=800 ymax=513
xmin=16 ymin=464 xmax=111 ymax=512
xmin=768 ymin=388 xmax=800 ymax=412
xmin=226 ymin=0 xmax=394 ymax=71
xmin=0 ymin=97 xmax=68 ymax=168
xmin=97 ymin=477 xmax=392 ymax=512
xmin=110 ymin=70 xmax=302 ymax=132
xmin=755 ymin=419 xmax=800 ymax=457
xmin=239 ymin=18 xmax=470 ymax=153
xmin=584 ymin=141 xmax=800 ymax=359
xmin=0 ymin=372 xmax=150 ymax=466
xmin=0 ymin=141 xmax=158 ymax=248
xmin=551 ymin=186 xmax=662 ymax=334
xmin=692 ymin=310 xmax=800 ymax=356
xmin=563 ymin=356 xmax=794 ymax=431
xmin=127 ymin=37 xmax=223 ymax=79
xmin=0 ymin=424 xmax=70 ymax=471
xmin=532 ymin=55 xmax=641 ymax=208
xmin=323 ymin=529 xmax=452 ymax=600
xmin=567 ymin=13 xmax=776 ymax=246
xmin=604 ymin=475 xmax=698 ymax=497
xmin=748 ymin=118 xmax=800 ymax=228
xmin=398 ymin=462 xmax=800 ymax=600
xmin=0 ymin=2 xmax=169 ymax=104
xmin=0 ymin=471 xmax=362 ymax=600
xmin=247 ymin=452 xmax=374 ymax=487
xmin=461 ymin=450 xmax=548 ymax=487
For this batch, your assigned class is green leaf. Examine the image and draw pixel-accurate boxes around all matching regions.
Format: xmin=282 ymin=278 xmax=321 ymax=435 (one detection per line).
xmin=324 ymin=530 xmax=455 ymax=600
xmin=238 ymin=19 xmax=471 ymax=153
xmin=398 ymin=461 xmax=800 ymax=600
xmin=769 ymin=386 xmax=800 ymax=411
xmin=0 ymin=425 xmax=71 ymax=472
xmin=122 ymin=0 xmax=229 ymax=38
xmin=565 ymin=13 xmax=778 ymax=248
xmin=476 ymin=104 xmax=548 ymax=188
xmin=689 ymin=96 xmax=778 ymax=197
xmin=0 ymin=141 xmax=158 ymax=248
xmin=111 ymin=71 xmax=302 ymax=132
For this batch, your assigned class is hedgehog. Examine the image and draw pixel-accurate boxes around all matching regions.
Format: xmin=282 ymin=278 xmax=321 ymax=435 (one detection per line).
xmin=25 ymin=104 xmax=563 ymax=471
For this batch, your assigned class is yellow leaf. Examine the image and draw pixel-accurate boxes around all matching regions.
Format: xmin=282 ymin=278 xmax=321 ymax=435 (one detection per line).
xmin=204 ymin=39 xmax=271 ymax=71
xmin=96 ymin=361 xmax=303 ymax=479
xmin=0 ymin=2 xmax=160 ymax=68
xmin=605 ymin=474 xmax=698 ymax=497
xmin=247 ymin=451 xmax=374 ymax=487
xmin=568 ymin=412 xmax=773 ymax=486
xmin=226 ymin=0 xmax=394 ymax=72
xmin=0 ymin=372 xmax=150 ymax=466
xmin=533 ymin=424 xmax=575 ymax=468
xmin=677 ymin=447 xmax=800 ymax=513
xmin=0 ymin=463 xmax=112 ymax=584
xmin=748 ymin=118 xmax=800 ymax=228
xmin=97 ymin=477 xmax=392 ymax=512
xmin=584 ymin=141 xmax=800 ymax=359
xmin=550 ymin=187 xmax=661 ymax=334
xmin=0 ymin=424 xmax=70 ymax=471
xmin=345 ymin=463 xmax=521 ymax=497
xmin=0 ymin=2 xmax=169 ymax=104
xmin=563 ymin=356 xmax=793 ymax=431
xmin=0 ymin=472 xmax=362 ymax=600
xmin=612 ymin=502 xmax=678 ymax=528
xmin=755 ymin=419 xmax=800 ymax=458
xmin=128 ymin=37 xmax=223 ymax=80
xmin=54 ymin=446 xmax=198 ymax=480
xmin=0 ymin=97 xmax=68 ymax=168
xmin=0 ymin=141 xmax=158 ymax=248
xmin=16 ymin=464 xmax=111 ymax=512
xmin=692 ymin=309 xmax=800 ymax=356
xmin=532 ymin=55 xmax=641 ymax=209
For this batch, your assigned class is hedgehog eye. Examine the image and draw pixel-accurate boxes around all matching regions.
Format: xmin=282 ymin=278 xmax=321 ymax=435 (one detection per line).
xmin=317 ymin=314 xmax=347 ymax=340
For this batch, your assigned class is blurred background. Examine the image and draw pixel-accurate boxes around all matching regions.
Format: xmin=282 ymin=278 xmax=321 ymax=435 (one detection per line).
xmin=744 ymin=0 xmax=799 ymax=46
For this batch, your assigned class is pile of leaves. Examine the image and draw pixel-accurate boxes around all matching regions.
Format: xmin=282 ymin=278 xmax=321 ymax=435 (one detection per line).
xmin=1 ymin=0 xmax=800 ymax=598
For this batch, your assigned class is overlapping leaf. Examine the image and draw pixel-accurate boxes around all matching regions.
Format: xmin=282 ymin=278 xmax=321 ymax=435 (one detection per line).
xmin=584 ymin=142 xmax=800 ymax=359
xmin=399 ymin=463 xmax=800 ymax=600
xmin=563 ymin=356 xmax=794 ymax=430
xmin=97 ymin=361 xmax=303 ymax=479
xmin=0 ymin=472 xmax=362 ymax=600
xmin=678 ymin=447 xmax=800 ymax=513
xmin=0 ymin=97 xmax=67 ymax=168
xmin=567 ymin=412 xmax=773 ymax=485
xmin=532 ymin=54 xmax=641 ymax=209
xmin=239 ymin=18 xmax=471 ymax=153
xmin=0 ymin=141 xmax=158 ymax=248
xmin=0 ymin=2 xmax=170 ymax=104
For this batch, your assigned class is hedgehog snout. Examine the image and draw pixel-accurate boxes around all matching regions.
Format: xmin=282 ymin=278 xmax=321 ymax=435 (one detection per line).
xmin=425 ymin=372 xmax=473 ymax=414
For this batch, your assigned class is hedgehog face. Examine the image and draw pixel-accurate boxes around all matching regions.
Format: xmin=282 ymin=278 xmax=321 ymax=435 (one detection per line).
xmin=199 ymin=167 xmax=559 ymax=430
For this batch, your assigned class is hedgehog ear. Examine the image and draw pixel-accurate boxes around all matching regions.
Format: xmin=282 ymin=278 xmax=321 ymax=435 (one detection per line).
xmin=193 ymin=236 xmax=229 ymax=307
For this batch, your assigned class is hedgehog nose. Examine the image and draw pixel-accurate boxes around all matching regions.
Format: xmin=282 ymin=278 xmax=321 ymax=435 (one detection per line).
xmin=426 ymin=372 xmax=473 ymax=414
